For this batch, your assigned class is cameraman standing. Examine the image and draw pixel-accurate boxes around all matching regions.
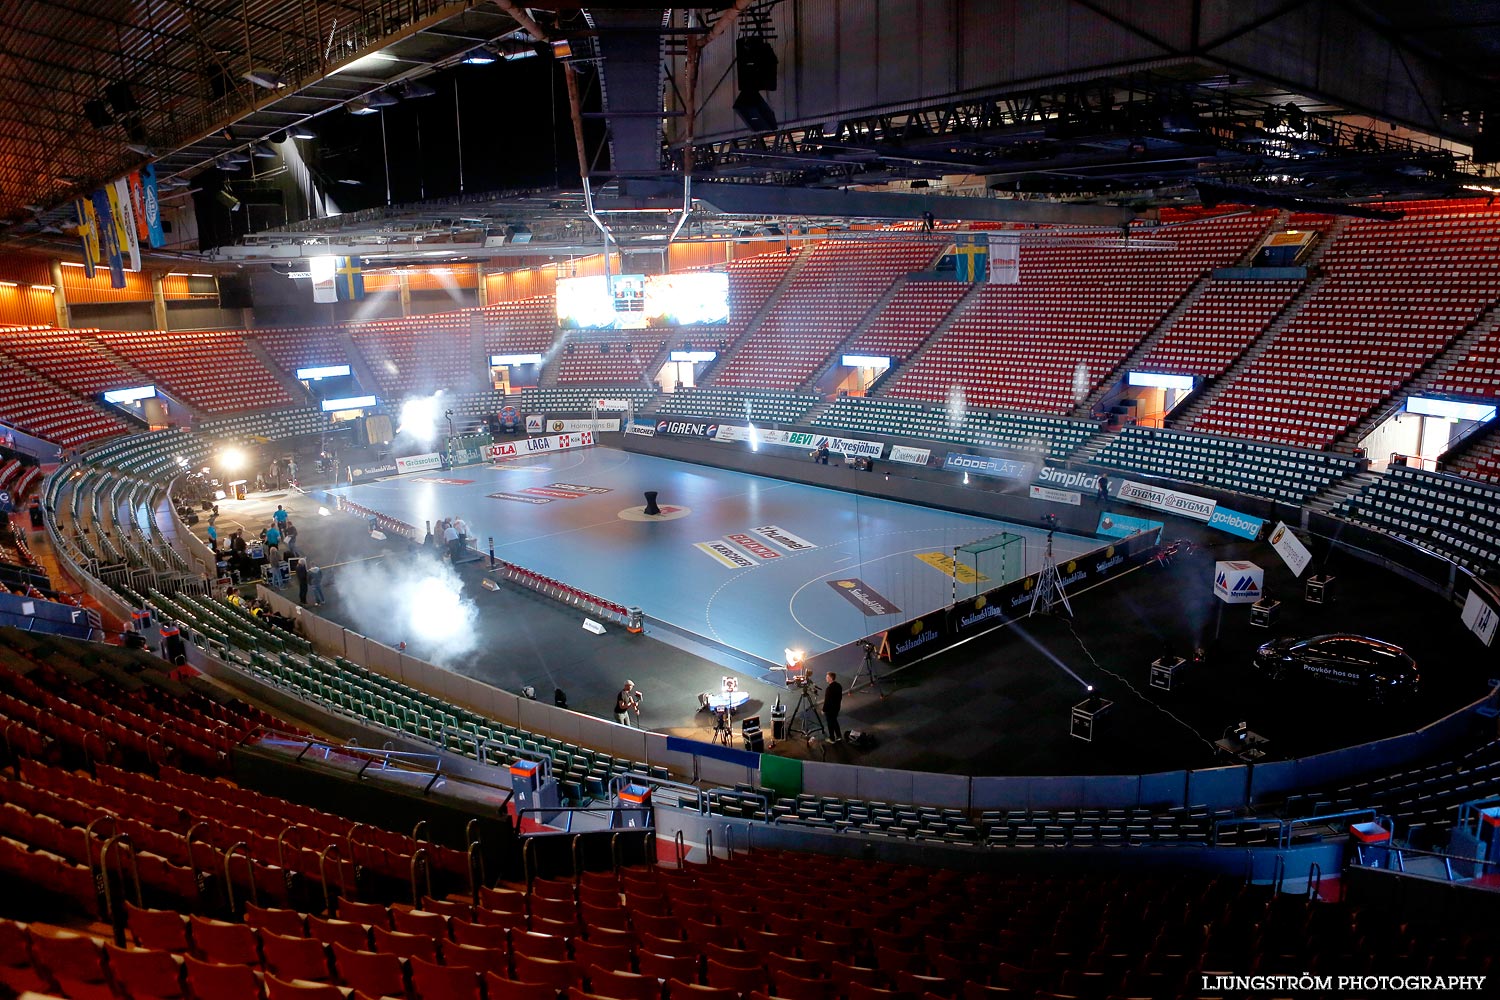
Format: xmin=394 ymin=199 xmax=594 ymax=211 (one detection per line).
xmin=822 ymin=672 xmax=844 ymax=743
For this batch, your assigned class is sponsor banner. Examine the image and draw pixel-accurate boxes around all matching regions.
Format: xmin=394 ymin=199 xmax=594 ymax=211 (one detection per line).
xmin=915 ymin=551 xmax=989 ymax=585
xmin=752 ymin=524 xmax=817 ymax=552
xmin=547 ymin=418 xmax=620 ymax=433
xmin=695 ymin=540 xmax=755 ymax=569
xmin=548 ymin=483 xmax=612 ymax=495
xmin=1036 ymin=465 xmax=1103 ymax=492
xmin=1030 ymin=485 xmax=1081 ymax=506
xmin=1097 ymin=511 xmax=1165 ymax=538
xmin=1461 ymin=588 xmax=1498 ymax=647
xmin=879 ymin=614 xmax=949 ymax=666
xmin=726 ymin=532 xmax=782 ymax=561
xmin=828 ymin=579 xmax=902 ymax=617
xmin=625 ymin=420 xmax=656 ymax=437
xmin=1213 ymin=560 xmax=1264 ymax=604
xmin=394 ymin=452 xmax=443 ymax=475
xmin=943 ymin=452 xmax=1036 ymax=481
xmin=523 ymin=487 xmax=588 ymax=500
xmin=594 ymin=398 xmax=632 ymax=411
xmin=525 ymin=414 xmax=545 ymax=433
xmin=489 ymin=430 xmax=595 ymax=461
xmin=1115 ymin=479 xmax=1217 ymax=522
xmin=412 ymin=477 xmax=474 ymax=486
xmin=1268 ymin=521 xmax=1313 ymax=576
xmin=108 ymin=178 xmax=140 ymax=272
xmin=888 ymin=445 xmax=931 ymax=466
xmin=709 ymin=424 xmax=885 ymax=458
xmin=656 ymin=419 xmax=720 ymax=438
xmin=488 ymin=491 xmax=553 ymax=505
xmin=447 ymin=446 xmax=483 ymax=466
xmin=947 ymin=593 xmax=1014 ymax=644
xmin=1208 ymin=506 xmax=1265 ymax=541
xmin=74 ymin=199 xmax=99 ymax=278
xmin=92 ymin=188 xmax=126 ymax=289
xmin=349 ymin=463 xmax=396 ymax=482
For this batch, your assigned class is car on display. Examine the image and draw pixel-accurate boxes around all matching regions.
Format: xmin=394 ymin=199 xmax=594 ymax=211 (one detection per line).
xmin=1253 ymin=634 xmax=1420 ymax=703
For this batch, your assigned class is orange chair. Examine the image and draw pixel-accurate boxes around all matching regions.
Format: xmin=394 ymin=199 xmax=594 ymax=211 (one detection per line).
xmin=512 ymin=953 xmax=582 ymax=993
xmin=588 ymin=965 xmax=661 ymax=1000
xmin=702 ymin=945 xmax=757 ymax=971
xmin=480 ymin=887 xmax=529 ymax=915
xmin=420 ymin=897 xmax=473 ymax=920
xmin=184 ymin=956 xmax=264 ymax=1000
xmin=337 ymin=900 xmax=392 ymax=928
xmin=28 ymin=926 xmax=114 ymax=1000
xmin=261 ymin=932 xmax=334 ymax=983
xmin=829 ymin=963 xmax=884 ymax=992
xmin=665 ymin=979 xmax=739 ymax=1000
xmin=0 ymin=920 xmax=49 ymax=996
xmin=705 ymin=960 xmax=767 ymax=996
xmin=573 ymin=938 xmax=632 ymax=974
xmin=331 ymin=942 xmax=407 ymax=998
xmin=636 ymin=951 xmax=699 ymax=985
xmin=264 ymin=973 xmax=349 ymax=1000
xmin=190 ymin=917 xmax=262 ymax=966
xmin=580 ymin=903 xmax=631 ymax=933
xmin=372 ymin=925 xmax=440 ymax=964
xmin=897 ymin=973 xmax=955 ymax=998
xmin=483 ymin=972 xmax=563 ymax=1000
xmin=445 ymin=943 xmax=511 ymax=977
xmin=530 ymin=878 xmax=576 ymax=904
xmin=127 ymin=904 xmax=193 ymax=952
xmin=512 ymin=930 xmax=570 ymax=963
xmin=410 ymin=955 xmax=482 ymax=1000
xmin=450 ymin=918 xmax=509 ymax=950
xmin=308 ymin=918 xmax=371 ymax=953
xmin=847 ymin=983 xmax=906 ymax=1000
xmin=531 ymin=896 xmax=581 ymax=926
xmin=105 ymin=943 xmax=187 ymax=1000
xmin=682 ymin=921 xmax=736 ymax=950
xmin=244 ymin=904 xmax=307 ymax=939
xmin=631 ymin=914 xmax=683 ymax=942
xmin=769 ymin=972 xmax=834 ymax=1000
xmin=767 ymin=956 xmax=823 ymax=985
xmin=393 ymin=908 xmax=450 ymax=942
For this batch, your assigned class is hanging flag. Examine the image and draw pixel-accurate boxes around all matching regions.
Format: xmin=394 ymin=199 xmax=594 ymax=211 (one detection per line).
xmin=987 ymin=234 xmax=1020 ymax=284
xmin=309 ymin=255 xmax=337 ymax=304
xmin=74 ymin=199 xmax=98 ymax=279
xmin=91 ymin=189 xmax=126 ymax=289
xmin=110 ymin=177 xmax=141 ymax=272
xmin=950 ymin=235 xmax=988 ymax=283
xmin=127 ymin=171 xmax=150 ymax=246
xmin=335 ymin=256 xmax=364 ymax=300
xmin=141 ymin=165 xmax=165 ymax=248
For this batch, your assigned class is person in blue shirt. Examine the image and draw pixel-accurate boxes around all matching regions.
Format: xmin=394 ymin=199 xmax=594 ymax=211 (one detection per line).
xmin=273 ymin=504 xmax=289 ymax=528
xmin=265 ymin=524 xmax=283 ymax=586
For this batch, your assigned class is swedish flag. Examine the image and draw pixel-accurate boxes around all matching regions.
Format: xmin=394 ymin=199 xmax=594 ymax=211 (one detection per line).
xmin=950 ymin=236 xmax=988 ymax=283
xmin=335 ymin=256 xmax=364 ymax=300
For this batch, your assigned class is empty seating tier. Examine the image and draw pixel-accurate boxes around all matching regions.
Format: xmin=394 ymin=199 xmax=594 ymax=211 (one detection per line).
xmin=886 ymin=214 xmax=1274 ymax=413
xmin=813 ymin=396 xmax=1097 ymax=458
xmin=654 ymin=389 xmax=818 ymax=425
xmin=1136 ymin=279 xmax=1302 ymax=377
xmin=1094 ymin=426 xmax=1362 ymax=504
xmin=845 ymin=281 xmax=970 ymax=360
xmin=1336 ymin=464 xmax=1500 ymax=572
xmin=0 ymin=326 xmax=150 ymax=397
xmin=349 ymin=313 xmax=475 ymax=397
xmin=0 ymin=363 xmax=132 ymax=446
xmin=94 ymin=329 xmax=297 ymax=414
xmin=712 ymin=242 xmax=942 ymax=390
xmin=554 ymin=331 xmax=667 ymax=385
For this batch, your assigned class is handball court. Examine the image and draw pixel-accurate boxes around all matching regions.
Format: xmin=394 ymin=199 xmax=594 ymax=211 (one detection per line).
xmin=327 ymin=447 xmax=1099 ymax=672
xmin=213 ymin=442 xmax=1495 ymax=779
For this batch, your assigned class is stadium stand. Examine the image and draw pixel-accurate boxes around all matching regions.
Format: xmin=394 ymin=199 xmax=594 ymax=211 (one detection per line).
xmin=0 ymin=326 xmax=152 ymax=397
xmin=480 ymin=296 xmax=559 ymax=357
xmin=885 ymin=213 xmax=1275 ymax=412
xmin=1335 ymin=464 xmax=1500 ymax=573
xmin=92 ymin=329 xmax=299 ymax=414
xmin=1135 ymin=279 xmax=1303 ymax=377
xmin=711 ymin=242 xmax=942 ymax=390
xmin=1092 ymin=425 xmax=1364 ymax=504
xmin=251 ymin=324 xmax=353 ymax=380
xmin=520 ymin=387 xmax=657 ymax=415
xmin=812 ymin=395 xmax=1097 ymax=458
xmin=654 ymin=389 xmax=819 ymax=426
xmin=844 ymin=280 xmax=971 ymax=360
xmin=1192 ymin=201 xmax=1500 ymax=448
xmin=0 ymin=362 xmax=133 ymax=447
xmin=349 ymin=313 xmax=476 ymax=396
xmin=554 ymin=331 xmax=667 ymax=385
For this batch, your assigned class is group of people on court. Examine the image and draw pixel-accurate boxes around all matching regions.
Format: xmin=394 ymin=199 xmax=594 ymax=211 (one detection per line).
xmin=612 ymin=671 xmax=846 ymax=743
xmin=425 ymin=515 xmax=470 ymax=562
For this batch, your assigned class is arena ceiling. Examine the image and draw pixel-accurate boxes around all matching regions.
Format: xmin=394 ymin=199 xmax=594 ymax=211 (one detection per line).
xmin=0 ymin=1 xmax=1496 ymax=266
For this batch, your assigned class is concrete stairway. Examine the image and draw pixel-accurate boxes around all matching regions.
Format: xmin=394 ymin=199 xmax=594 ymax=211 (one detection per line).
xmin=241 ymin=335 xmax=311 ymax=403
xmin=700 ymin=245 xmax=815 ymax=386
xmin=335 ymin=329 xmax=385 ymax=397
xmin=1304 ymin=468 xmax=1381 ymax=514
xmin=868 ymin=280 xmax=990 ymax=397
xmin=797 ymin=273 xmax=918 ymax=393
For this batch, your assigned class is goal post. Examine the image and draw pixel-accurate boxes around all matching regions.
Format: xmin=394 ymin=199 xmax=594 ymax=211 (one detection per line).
xmin=952 ymin=532 xmax=1026 ymax=603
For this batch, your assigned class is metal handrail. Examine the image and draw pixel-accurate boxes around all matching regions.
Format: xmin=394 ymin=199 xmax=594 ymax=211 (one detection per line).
xmin=1307 ymin=862 xmax=1322 ymax=900
xmin=705 ymin=788 xmax=770 ymax=821
xmin=516 ymin=806 xmax=650 ymax=837
xmin=705 ymin=828 xmax=714 ymax=865
xmin=610 ymin=772 xmax=705 ymax=813
xmin=674 ymin=830 xmax=685 ymax=869
xmin=100 ymin=834 xmax=142 ymax=946
xmin=224 ymin=842 xmax=255 ymax=913
xmin=318 ymin=844 xmax=348 ymax=916
xmin=410 ymin=848 xmax=432 ymax=909
xmin=522 ymin=838 xmax=538 ymax=887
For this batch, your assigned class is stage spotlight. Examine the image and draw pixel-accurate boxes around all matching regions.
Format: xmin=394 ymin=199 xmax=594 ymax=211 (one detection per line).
xmin=398 ymin=390 xmax=446 ymax=442
xmin=217 ymin=447 xmax=246 ymax=472
xmin=317 ymin=506 xmax=330 ymax=517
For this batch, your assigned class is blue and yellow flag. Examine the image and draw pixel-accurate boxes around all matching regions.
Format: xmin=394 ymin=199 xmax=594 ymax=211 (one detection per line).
xmin=950 ymin=235 xmax=988 ymax=282
xmin=335 ymin=256 xmax=364 ymax=300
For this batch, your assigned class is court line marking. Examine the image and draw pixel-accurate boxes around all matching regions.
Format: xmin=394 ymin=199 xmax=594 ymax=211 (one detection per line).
xmin=322 ymin=553 xmax=389 ymax=569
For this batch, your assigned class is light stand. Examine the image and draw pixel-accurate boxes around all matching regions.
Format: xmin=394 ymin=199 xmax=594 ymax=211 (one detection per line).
xmin=849 ymin=639 xmax=885 ymax=698
xmin=1029 ymin=515 xmax=1074 ymax=617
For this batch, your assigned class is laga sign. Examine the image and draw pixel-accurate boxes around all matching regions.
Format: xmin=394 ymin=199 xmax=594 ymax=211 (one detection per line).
xmin=489 ymin=430 xmax=595 ymax=460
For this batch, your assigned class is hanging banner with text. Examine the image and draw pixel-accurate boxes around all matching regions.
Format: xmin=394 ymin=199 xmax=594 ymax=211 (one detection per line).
xmin=394 ymin=452 xmax=443 ymax=475
xmin=1268 ymin=521 xmax=1314 ymax=576
xmin=1114 ymin=479 xmax=1217 ymax=522
xmin=489 ymin=430 xmax=596 ymax=461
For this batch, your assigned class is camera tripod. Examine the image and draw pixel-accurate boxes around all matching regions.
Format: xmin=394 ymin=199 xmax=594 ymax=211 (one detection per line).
xmin=849 ymin=641 xmax=885 ymax=698
xmin=787 ymin=681 xmax=825 ymax=741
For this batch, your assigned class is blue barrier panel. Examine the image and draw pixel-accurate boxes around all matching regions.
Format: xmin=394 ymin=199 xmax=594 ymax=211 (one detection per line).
xmin=971 ymin=776 xmax=1032 ymax=810
xmin=1027 ymin=775 xmax=1086 ymax=810
xmin=1245 ymin=758 xmax=1301 ymax=800
xmin=1081 ymin=774 xmax=1143 ymax=807
xmin=665 ymin=736 xmax=759 ymax=769
xmin=1139 ymin=770 xmax=1189 ymax=809
xmin=1186 ymin=766 xmax=1248 ymax=809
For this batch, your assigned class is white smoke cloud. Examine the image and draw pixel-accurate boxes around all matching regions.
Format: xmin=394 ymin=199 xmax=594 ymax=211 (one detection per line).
xmin=337 ymin=549 xmax=480 ymax=666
